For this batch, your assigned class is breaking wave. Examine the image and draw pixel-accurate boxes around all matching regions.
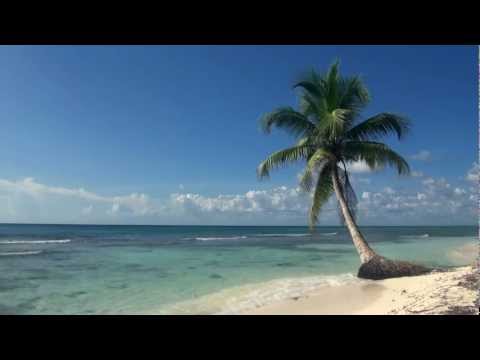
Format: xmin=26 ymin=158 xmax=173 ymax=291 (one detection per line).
xmin=253 ymin=233 xmax=310 ymax=237
xmin=400 ymin=234 xmax=429 ymax=239
xmin=0 ymin=239 xmax=71 ymax=245
xmin=0 ymin=250 xmax=43 ymax=256
xmin=155 ymin=273 xmax=361 ymax=315
xmin=194 ymin=236 xmax=248 ymax=241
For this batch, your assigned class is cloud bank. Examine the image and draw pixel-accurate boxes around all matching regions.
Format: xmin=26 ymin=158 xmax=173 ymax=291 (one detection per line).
xmin=0 ymin=162 xmax=477 ymax=225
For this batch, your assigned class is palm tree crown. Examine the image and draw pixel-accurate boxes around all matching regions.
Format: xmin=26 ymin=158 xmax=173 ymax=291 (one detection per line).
xmin=258 ymin=61 xmax=411 ymax=228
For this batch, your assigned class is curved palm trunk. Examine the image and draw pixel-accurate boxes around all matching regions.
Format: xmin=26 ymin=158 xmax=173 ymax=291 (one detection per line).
xmin=331 ymin=166 xmax=377 ymax=264
xmin=331 ymin=166 xmax=431 ymax=279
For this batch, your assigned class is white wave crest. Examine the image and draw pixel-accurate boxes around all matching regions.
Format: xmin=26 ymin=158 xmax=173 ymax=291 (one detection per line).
xmin=194 ymin=236 xmax=248 ymax=241
xmin=400 ymin=234 xmax=429 ymax=239
xmin=0 ymin=250 xmax=43 ymax=256
xmin=155 ymin=273 xmax=361 ymax=315
xmin=320 ymin=232 xmax=337 ymax=236
xmin=253 ymin=233 xmax=310 ymax=237
xmin=0 ymin=239 xmax=71 ymax=245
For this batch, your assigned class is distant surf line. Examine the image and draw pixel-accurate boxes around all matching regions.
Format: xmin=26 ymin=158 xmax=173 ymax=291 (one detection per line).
xmin=0 ymin=239 xmax=71 ymax=244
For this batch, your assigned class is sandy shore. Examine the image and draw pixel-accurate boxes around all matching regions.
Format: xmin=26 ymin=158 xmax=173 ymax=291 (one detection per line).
xmin=244 ymin=265 xmax=479 ymax=315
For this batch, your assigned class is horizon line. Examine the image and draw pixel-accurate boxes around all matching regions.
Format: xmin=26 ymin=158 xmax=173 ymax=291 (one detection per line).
xmin=0 ymin=222 xmax=477 ymax=227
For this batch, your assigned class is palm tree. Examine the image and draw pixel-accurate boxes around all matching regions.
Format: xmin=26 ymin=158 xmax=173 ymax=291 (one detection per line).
xmin=257 ymin=60 xmax=429 ymax=280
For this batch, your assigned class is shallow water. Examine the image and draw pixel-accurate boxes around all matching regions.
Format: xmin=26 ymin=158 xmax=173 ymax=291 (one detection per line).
xmin=0 ymin=224 xmax=477 ymax=314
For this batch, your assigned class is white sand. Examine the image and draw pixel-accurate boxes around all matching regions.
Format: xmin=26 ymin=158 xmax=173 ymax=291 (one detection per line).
xmin=244 ymin=266 xmax=479 ymax=315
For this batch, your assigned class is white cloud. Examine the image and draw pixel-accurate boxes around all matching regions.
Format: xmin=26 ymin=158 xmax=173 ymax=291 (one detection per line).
xmin=358 ymin=174 xmax=477 ymax=224
xmin=169 ymin=186 xmax=339 ymax=225
xmin=411 ymin=150 xmax=431 ymax=161
xmin=346 ymin=160 xmax=371 ymax=173
xmin=0 ymin=177 xmax=157 ymax=220
xmin=171 ymin=186 xmax=311 ymax=215
xmin=1 ymin=162 xmax=478 ymax=225
xmin=81 ymin=205 xmax=93 ymax=215
xmin=411 ymin=171 xmax=424 ymax=177
xmin=466 ymin=162 xmax=479 ymax=182
xmin=416 ymin=193 xmax=426 ymax=200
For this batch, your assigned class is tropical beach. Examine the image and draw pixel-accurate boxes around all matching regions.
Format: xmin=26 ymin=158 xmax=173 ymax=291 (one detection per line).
xmin=0 ymin=224 xmax=477 ymax=314
xmin=0 ymin=46 xmax=478 ymax=315
xmin=245 ymin=265 xmax=478 ymax=315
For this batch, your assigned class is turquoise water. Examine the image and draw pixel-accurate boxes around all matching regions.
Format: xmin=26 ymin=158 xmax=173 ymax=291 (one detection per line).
xmin=0 ymin=224 xmax=477 ymax=314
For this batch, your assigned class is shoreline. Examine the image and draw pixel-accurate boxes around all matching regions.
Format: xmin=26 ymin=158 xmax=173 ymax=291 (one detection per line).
xmin=242 ymin=265 xmax=478 ymax=315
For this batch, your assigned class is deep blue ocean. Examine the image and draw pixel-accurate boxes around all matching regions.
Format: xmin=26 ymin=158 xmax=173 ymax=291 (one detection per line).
xmin=0 ymin=224 xmax=477 ymax=314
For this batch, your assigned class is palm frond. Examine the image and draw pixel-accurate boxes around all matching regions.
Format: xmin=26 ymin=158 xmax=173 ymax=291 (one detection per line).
xmin=338 ymin=76 xmax=370 ymax=115
xmin=309 ymin=163 xmax=335 ymax=228
xmin=325 ymin=60 xmax=341 ymax=109
xmin=293 ymin=68 xmax=326 ymax=99
xmin=260 ymin=107 xmax=315 ymax=138
xmin=343 ymin=141 xmax=410 ymax=175
xmin=316 ymin=108 xmax=351 ymax=141
xmin=298 ymin=148 xmax=332 ymax=192
xmin=257 ymin=145 xmax=310 ymax=179
xmin=346 ymin=113 xmax=410 ymax=141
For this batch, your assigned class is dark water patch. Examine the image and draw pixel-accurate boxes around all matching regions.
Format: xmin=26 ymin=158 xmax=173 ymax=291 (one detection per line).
xmin=24 ymin=268 xmax=73 ymax=281
xmin=141 ymin=266 xmax=161 ymax=272
xmin=124 ymin=263 xmax=143 ymax=270
xmin=276 ymin=262 xmax=296 ymax=267
xmin=205 ymin=261 xmax=221 ymax=267
xmin=25 ymin=274 xmax=51 ymax=281
xmin=209 ymin=273 xmax=223 ymax=279
xmin=0 ymin=297 xmax=41 ymax=314
xmin=107 ymin=283 xmax=128 ymax=290
xmin=55 ymin=263 xmax=101 ymax=271
xmin=68 ymin=264 xmax=99 ymax=271
xmin=65 ymin=291 xmax=88 ymax=298
xmin=187 ymin=266 xmax=196 ymax=270
xmin=307 ymin=255 xmax=325 ymax=261
xmin=0 ymin=278 xmax=39 ymax=292
xmin=0 ymin=303 xmax=20 ymax=314
xmin=0 ymin=279 xmax=21 ymax=291
xmin=44 ymin=252 xmax=73 ymax=261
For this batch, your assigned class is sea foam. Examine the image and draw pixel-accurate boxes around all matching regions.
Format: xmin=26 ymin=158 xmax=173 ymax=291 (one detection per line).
xmin=400 ymin=234 xmax=429 ymax=239
xmin=194 ymin=236 xmax=248 ymax=241
xmin=0 ymin=250 xmax=43 ymax=256
xmin=157 ymin=273 xmax=361 ymax=315
xmin=0 ymin=239 xmax=71 ymax=245
xmin=253 ymin=233 xmax=310 ymax=237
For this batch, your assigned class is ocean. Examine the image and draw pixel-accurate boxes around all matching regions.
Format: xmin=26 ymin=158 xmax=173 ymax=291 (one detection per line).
xmin=0 ymin=224 xmax=477 ymax=314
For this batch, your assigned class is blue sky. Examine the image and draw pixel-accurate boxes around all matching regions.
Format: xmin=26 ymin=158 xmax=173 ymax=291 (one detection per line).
xmin=0 ymin=45 xmax=477 ymax=225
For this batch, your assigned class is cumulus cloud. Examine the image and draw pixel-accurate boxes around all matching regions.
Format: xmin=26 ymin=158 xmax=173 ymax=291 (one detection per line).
xmin=169 ymin=166 xmax=478 ymax=225
xmin=169 ymin=186 xmax=339 ymax=224
xmin=0 ymin=177 xmax=157 ymax=219
xmin=171 ymin=186 xmax=311 ymax=215
xmin=358 ymin=174 xmax=477 ymax=224
xmin=346 ymin=160 xmax=371 ymax=173
xmin=411 ymin=150 xmax=432 ymax=161
xmin=466 ymin=162 xmax=479 ymax=182
xmin=0 ymin=162 xmax=477 ymax=225
xmin=81 ymin=205 xmax=93 ymax=215
xmin=411 ymin=171 xmax=424 ymax=177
